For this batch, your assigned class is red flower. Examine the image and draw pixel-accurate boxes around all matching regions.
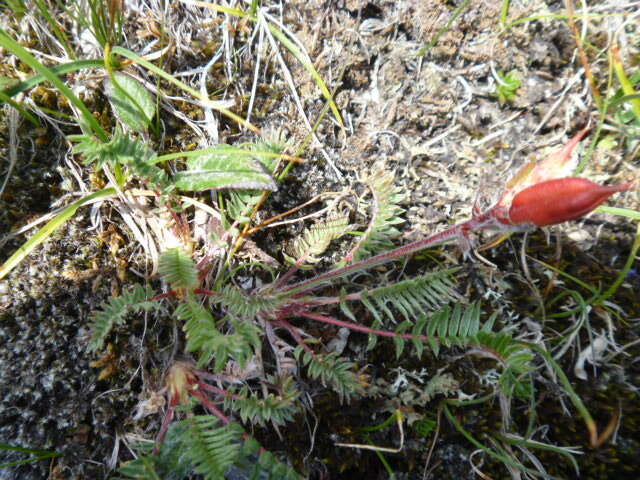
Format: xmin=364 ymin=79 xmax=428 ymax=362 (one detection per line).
xmin=493 ymin=129 xmax=635 ymax=228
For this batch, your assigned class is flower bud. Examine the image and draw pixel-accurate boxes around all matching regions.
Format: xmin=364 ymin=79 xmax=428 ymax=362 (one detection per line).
xmin=507 ymin=177 xmax=635 ymax=227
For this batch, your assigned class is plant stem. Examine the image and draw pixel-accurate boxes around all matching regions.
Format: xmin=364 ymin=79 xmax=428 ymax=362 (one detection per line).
xmin=280 ymin=223 xmax=467 ymax=296
xmin=300 ymin=311 xmax=428 ymax=341
xmin=275 ymin=319 xmax=315 ymax=356
xmin=194 ymin=288 xmax=223 ymax=298
xmin=597 ymin=224 xmax=640 ymax=304
xmin=197 ymin=380 xmax=241 ymax=400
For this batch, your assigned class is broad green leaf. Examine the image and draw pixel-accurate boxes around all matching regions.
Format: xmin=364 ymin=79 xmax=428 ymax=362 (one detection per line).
xmin=105 ymin=72 xmax=156 ymax=132
xmin=112 ymin=46 xmax=259 ymax=133
xmin=173 ymin=147 xmax=277 ymax=191
xmin=0 ymin=59 xmax=103 ymax=100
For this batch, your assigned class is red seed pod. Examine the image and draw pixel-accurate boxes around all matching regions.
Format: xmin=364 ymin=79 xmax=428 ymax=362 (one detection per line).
xmin=508 ymin=177 xmax=635 ymax=227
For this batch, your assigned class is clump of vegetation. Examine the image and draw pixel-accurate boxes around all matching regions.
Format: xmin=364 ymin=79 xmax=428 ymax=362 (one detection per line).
xmin=1 ymin=0 xmax=639 ymax=478
xmin=492 ymin=69 xmax=521 ymax=106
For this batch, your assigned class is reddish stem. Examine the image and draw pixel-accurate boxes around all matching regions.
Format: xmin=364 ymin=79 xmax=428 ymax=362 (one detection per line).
xmin=150 ymin=291 xmax=177 ymax=301
xmin=153 ymin=402 xmax=176 ymax=455
xmin=189 ymin=387 xmax=232 ymax=425
xmin=197 ymin=380 xmax=242 ymax=400
xmin=280 ymin=222 xmax=470 ymax=296
xmin=300 ymin=312 xmax=507 ymax=367
xmin=194 ymin=288 xmax=224 ymax=297
xmin=300 ymin=311 xmax=430 ymax=341
xmin=273 ymin=319 xmax=315 ymax=356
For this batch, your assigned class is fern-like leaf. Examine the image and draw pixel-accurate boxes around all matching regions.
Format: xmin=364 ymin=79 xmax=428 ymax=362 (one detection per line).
xmin=474 ymin=331 xmax=535 ymax=398
xmin=379 ymin=302 xmax=484 ymax=358
xmin=285 ymin=214 xmax=351 ymax=267
xmin=117 ymin=416 xmax=301 ymax=479
xmin=89 ymin=284 xmax=158 ymax=352
xmin=239 ymin=437 xmax=302 ymax=480
xmin=159 ymin=248 xmax=198 ymax=289
xmin=178 ymin=416 xmax=244 ymax=479
xmin=294 ymin=348 xmax=363 ymax=400
xmin=347 ymin=168 xmax=405 ymax=261
xmin=352 ymin=268 xmax=460 ymax=325
xmin=175 ymin=298 xmax=260 ymax=370
xmin=225 ymin=376 xmax=299 ymax=427
xmin=217 ymin=284 xmax=278 ymax=319
xmin=380 ymin=302 xmax=534 ymax=399
xmin=116 ymin=456 xmax=162 ymax=480
xmin=71 ymin=132 xmax=170 ymax=191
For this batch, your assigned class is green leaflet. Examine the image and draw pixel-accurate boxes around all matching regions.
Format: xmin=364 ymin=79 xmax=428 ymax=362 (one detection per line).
xmin=294 ymin=348 xmax=362 ymax=400
xmin=285 ymin=214 xmax=351 ymax=266
xmin=159 ymin=249 xmax=199 ymax=289
xmin=90 ymin=284 xmax=159 ymax=352
xmin=349 ymin=169 xmax=405 ymax=261
xmin=182 ymin=416 xmax=243 ymax=479
xmin=175 ymin=297 xmax=261 ymax=371
xmin=105 ymin=72 xmax=156 ymax=132
xmin=224 ymin=376 xmax=299 ymax=427
xmin=0 ymin=188 xmax=117 ymax=281
xmin=118 ymin=418 xmax=301 ymax=480
xmin=173 ymin=146 xmax=277 ymax=192
xmin=353 ymin=268 xmax=461 ymax=326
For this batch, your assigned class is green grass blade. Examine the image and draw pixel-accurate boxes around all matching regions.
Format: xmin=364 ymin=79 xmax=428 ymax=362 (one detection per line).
xmin=0 ymin=30 xmax=107 ymax=140
xmin=443 ymin=404 xmax=555 ymax=479
xmin=418 ymin=0 xmax=471 ymax=56
xmin=596 ymin=205 xmax=640 ymax=221
xmin=494 ymin=434 xmax=581 ymax=475
xmin=0 ymin=188 xmax=116 ymax=280
xmin=523 ymin=343 xmax=598 ymax=448
xmin=0 ymin=59 xmax=103 ymax=99
xmin=597 ymin=223 xmax=640 ymax=304
xmin=526 ymin=256 xmax=599 ymax=295
xmin=0 ymin=91 xmax=40 ymax=126
xmin=266 ymin=22 xmax=343 ymax=127
xmin=155 ymin=147 xmax=301 ymax=164
xmin=178 ymin=0 xmax=247 ymax=17
xmin=607 ymin=93 xmax=640 ymax=107
xmin=176 ymin=1 xmax=342 ymax=127
xmin=506 ymin=12 xmax=612 ymax=28
xmin=611 ymin=44 xmax=640 ymax=121
xmin=0 ymin=442 xmax=61 ymax=468
xmin=500 ymin=0 xmax=511 ymax=27
xmin=32 ymin=0 xmax=75 ymax=58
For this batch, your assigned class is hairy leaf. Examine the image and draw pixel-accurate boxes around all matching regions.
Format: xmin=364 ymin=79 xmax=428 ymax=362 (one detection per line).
xmin=105 ymin=72 xmax=156 ymax=132
xmin=351 ymin=268 xmax=460 ymax=325
xmin=180 ymin=416 xmax=243 ymax=479
xmin=217 ymin=284 xmax=279 ymax=319
xmin=294 ymin=348 xmax=363 ymax=400
xmin=224 ymin=376 xmax=299 ymax=427
xmin=285 ymin=214 xmax=351 ymax=266
xmin=348 ymin=168 xmax=405 ymax=261
xmin=175 ymin=298 xmax=260 ymax=370
xmin=71 ymin=133 xmax=170 ymax=191
xmin=89 ymin=284 xmax=159 ymax=352
xmin=173 ymin=146 xmax=277 ymax=191
xmin=159 ymin=248 xmax=198 ymax=289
